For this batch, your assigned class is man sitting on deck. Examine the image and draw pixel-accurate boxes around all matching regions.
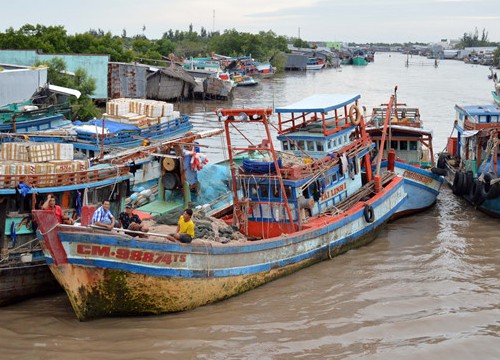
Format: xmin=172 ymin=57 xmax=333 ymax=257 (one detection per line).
xmin=118 ymin=204 xmax=149 ymax=238
xmin=166 ymin=208 xmax=195 ymax=243
xmin=42 ymin=194 xmax=75 ymax=225
xmin=91 ymin=200 xmax=116 ymax=230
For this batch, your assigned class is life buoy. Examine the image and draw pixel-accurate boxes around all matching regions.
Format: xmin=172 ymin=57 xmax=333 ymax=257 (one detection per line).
xmin=363 ymin=204 xmax=375 ymax=223
xmin=349 ymin=105 xmax=361 ymax=126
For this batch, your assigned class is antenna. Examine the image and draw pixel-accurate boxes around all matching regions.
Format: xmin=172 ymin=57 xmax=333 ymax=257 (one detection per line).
xmin=213 ymin=10 xmax=215 ymax=33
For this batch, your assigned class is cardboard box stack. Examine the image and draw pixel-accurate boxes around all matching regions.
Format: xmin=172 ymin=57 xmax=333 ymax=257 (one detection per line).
xmin=0 ymin=142 xmax=88 ymax=180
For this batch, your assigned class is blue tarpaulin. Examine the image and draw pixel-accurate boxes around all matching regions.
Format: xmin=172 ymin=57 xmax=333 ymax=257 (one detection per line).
xmin=73 ymin=119 xmax=140 ymax=134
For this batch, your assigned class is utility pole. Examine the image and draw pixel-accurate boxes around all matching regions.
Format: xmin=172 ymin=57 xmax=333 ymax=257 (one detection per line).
xmin=213 ymin=10 xmax=215 ymax=33
xmin=298 ymin=27 xmax=301 ymax=39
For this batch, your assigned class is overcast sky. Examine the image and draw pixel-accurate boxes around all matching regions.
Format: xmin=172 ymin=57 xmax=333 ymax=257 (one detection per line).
xmin=1 ymin=0 xmax=499 ymax=43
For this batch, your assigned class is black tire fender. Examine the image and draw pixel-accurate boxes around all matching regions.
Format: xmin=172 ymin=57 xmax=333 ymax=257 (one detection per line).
xmin=437 ymin=153 xmax=449 ymax=169
xmin=481 ymin=172 xmax=500 ymax=200
xmin=363 ymin=204 xmax=375 ymax=223
xmin=452 ymin=172 xmax=463 ymax=195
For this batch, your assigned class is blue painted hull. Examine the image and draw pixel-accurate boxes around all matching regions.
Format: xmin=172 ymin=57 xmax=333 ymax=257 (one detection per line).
xmin=33 ymin=177 xmax=407 ymax=320
xmin=379 ymin=161 xmax=443 ymax=218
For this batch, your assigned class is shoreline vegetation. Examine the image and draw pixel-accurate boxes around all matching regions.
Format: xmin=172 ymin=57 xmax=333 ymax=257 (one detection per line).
xmin=1 ymin=24 xmax=498 ymax=120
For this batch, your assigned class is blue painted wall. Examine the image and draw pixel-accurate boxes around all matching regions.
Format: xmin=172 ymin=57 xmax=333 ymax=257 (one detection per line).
xmin=0 ymin=50 xmax=109 ymax=99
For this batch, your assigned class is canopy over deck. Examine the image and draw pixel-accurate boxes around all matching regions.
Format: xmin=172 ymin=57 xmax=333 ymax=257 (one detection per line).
xmin=275 ymin=94 xmax=361 ymax=114
xmin=455 ymin=105 xmax=500 ymax=117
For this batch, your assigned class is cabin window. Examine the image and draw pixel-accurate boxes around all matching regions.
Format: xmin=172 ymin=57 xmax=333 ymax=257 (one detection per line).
xmin=297 ymin=140 xmax=304 ymax=150
xmin=391 ymin=141 xmax=398 ymax=150
xmin=409 ymin=141 xmax=418 ymax=150
xmin=400 ymin=141 xmax=408 ymax=150
xmin=307 ymin=141 xmax=315 ymax=151
xmin=290 ymin=142 xmax=296 ymax=150
xmin=479 ymin=115 xmax=488 ymax=123
xmin=327 ymin=140 xmax=332 ymax=149
xmin=316 ymin=142 xmax=324 ymax=152
xmin=332 ymin=173 xmax=338 ymax=183
xmin=333 ymin=139 xmax=337 ymax=146
xmin=344 ymin=135 xmax=348 ymax=143
xmin=284 ymin=186 xmax=293 ymax=199
xmin=283 ymin=141 xmax=289 ymax=151
xmin=491 ymin=116 xmax=499 ymax=123
xmin=259 ymin=184 xmax=269 ymax=197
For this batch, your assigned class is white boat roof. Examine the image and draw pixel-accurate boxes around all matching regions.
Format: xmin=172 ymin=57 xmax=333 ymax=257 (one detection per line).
xmin=366 ymin=124 xmax=432 ymax=136
xmin=48 ymin=84 xmax=81 ymax=99
xmin=275 ymin=94 xmax=361 ymax=114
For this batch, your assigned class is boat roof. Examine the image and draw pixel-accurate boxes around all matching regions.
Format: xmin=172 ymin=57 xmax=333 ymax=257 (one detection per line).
xmin=275 ymin=94 xmax=360 ymax=114
xmin=455 ymin=105 xmax=500 ymax=116
xmin=366 ymin=124 xmax=432 ymax=136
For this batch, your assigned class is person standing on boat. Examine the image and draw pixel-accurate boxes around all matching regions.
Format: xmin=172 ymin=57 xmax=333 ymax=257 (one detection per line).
xmin=118 ymin=204 xmax=149 ymax=237
xmin=42 ymin=194 xmax=74 ymax=225
xmin=166 ymin=208 xmax=195 ymax=243
xmin=91 ymin=200 xmax=116 ymax=230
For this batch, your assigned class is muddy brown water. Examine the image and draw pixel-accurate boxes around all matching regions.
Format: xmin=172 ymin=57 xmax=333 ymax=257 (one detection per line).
xmin=1 ymin=53 xmax=499 ymax=359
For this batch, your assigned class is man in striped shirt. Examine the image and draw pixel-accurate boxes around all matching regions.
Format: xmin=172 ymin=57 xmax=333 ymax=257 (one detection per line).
xmin=91 ymin=200 xmax=115 ymax=230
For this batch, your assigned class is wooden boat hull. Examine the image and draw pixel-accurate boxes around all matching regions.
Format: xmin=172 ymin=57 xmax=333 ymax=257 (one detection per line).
xmin=379 ymin=161 xmax=443 ymax=218
xmin=0 ymin=259 xmax=61 ymax=306
xmin=34 ymin=177 xmax=407 ymax=320
xmin=352 ymin=56 xmax=368 ymax=66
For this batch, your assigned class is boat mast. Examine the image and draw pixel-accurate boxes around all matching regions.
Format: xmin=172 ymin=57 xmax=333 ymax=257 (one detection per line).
xmin=219 ymin=108 xmax=295 ymax=232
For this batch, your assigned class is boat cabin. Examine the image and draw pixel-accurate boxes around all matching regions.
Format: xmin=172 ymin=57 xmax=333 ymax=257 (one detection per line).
xmin=448 ymin=105 xmax=500 ymax=176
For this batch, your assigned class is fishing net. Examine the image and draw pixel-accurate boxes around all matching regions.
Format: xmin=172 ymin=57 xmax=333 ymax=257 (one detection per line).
xmin=153 ymin=208 xmax=245 ymax=243
xmin=192 ymin=163 xmax=232 ymax=205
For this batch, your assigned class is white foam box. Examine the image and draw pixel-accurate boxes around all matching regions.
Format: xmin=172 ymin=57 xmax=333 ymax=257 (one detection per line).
xmin=27 ymin=143 xmax=55 ymax=163
xmin=54 ymin=143 xmax=74 ymax=160
xmin=0 ymin=143 xmax=29 ymax=161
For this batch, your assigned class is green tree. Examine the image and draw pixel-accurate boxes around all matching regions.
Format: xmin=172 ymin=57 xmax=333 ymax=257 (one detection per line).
xmin=456 ymin=27 xmax=493 ymax=48
xmin=34 ymin=57 xmax=98 ymax=120
xmin=292 ymin=38 xmax=310 ymax=49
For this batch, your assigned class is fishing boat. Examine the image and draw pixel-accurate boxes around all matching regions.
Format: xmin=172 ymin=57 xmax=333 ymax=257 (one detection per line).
xmin=352 ymin=50 xmax=368 ymax=66
xmin=0 ymin=141 xmax=132 ymax=306
xmin=0 ymin=84 xmax=78 ymax=133
xmin=233 ymin=73 xmax=259 ymax=86
xmin=33 ymin=95 xmax=407 ymax=321
xmin=365 ymin=88 xmax=444 ymax=218
xmin=0 ymin=128 xmax=228 ymax=306
xmin=436 ymin=104 xmax=500 ymax=217
xmin=306 ymin=57 xmax=325 ymax=70
xmin=9 ymin=98 xmax=194 ymax=193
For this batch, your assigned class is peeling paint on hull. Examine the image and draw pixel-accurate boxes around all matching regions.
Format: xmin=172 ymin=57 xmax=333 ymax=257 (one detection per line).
xmin=34 ymin=177 xmax=406 ymax=321
xmin=50 ymin=225 xmax=383 ymax=320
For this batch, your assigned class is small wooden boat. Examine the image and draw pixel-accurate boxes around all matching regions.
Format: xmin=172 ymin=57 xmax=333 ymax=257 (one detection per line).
xmin=352 ymin=50 xmax=368 ymax=66
xmin=233 ymin=73 xmax=259 ymax=86
xmin=437 ymin=104 xmax=500 ymax=217
xmin=365 ymin=88 xmax=444 ymax=218
xmin=34 ymin=95 xmax=407 ymax=321
xmin=0 ymin=85 xmax=76 ymax=133
xmin=306 ymin=57 xmax=325 ymax=70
